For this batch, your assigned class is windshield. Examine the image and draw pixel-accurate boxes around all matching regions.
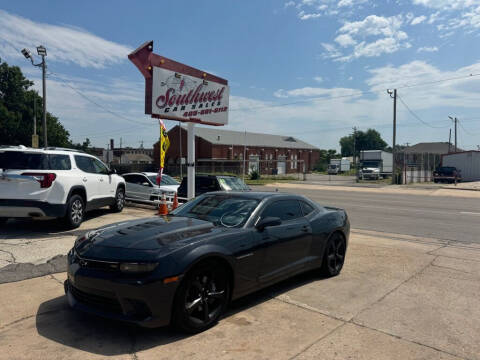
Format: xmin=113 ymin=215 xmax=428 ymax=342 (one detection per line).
xmin=361 ymin=161 xmax=380 ymax=168
xmin=148 ymin=174 xmax=179 ymax=186
xmin=170 ymin=194 xmax=258 ymax=227
xmin=217 ymin=177 xmax=249 ymax=191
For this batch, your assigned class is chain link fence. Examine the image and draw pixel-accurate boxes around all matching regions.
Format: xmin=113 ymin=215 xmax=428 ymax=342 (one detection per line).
xmin=165 ymin=159 xmax=306 ymax=181
xmin=395 ymin=152 xmax=442 ymax=184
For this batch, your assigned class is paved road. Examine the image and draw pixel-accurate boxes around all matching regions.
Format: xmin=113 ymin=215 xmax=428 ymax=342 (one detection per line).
xmin=254 ymin=185 xmax=480 ymax=243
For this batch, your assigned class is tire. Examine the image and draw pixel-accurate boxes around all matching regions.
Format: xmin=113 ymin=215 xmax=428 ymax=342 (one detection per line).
xmin=64 ymin=194 xmax=84 ymax=229
xmin=321 ymin=232 xmax=346 ymax=277
xmin=172 ymin=261 xmax=230 ymax=333
xmin=110 ymin=187 xmax=125 ymax=213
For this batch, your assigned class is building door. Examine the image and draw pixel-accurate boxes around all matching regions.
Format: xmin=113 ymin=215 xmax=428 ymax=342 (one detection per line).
xmin=277 ymin=155 xmax=286 ymax=175
xmin=249 ymin=155 xmax=259 ymax=174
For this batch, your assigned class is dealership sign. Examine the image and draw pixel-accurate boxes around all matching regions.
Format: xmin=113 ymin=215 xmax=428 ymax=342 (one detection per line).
xmin=128 ymin=41 xmax=229 ymax=126
xmin=152 ymin=67 xmax=229 ymax=125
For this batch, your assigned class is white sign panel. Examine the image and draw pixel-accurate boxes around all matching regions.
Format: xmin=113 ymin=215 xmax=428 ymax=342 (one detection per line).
xmin=152 ymin=67 xmax=229 ymax=125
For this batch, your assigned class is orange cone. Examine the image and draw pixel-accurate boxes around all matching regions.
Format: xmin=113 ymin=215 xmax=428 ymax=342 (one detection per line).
xmin=171 ymin=192 xmax=179 ymax=211
xmin=158 ymin=193 xmax=168 ymax=216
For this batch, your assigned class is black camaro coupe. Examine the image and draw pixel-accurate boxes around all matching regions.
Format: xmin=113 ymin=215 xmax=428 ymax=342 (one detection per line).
xmin=65 ymin=191 xmax=350 ymax=332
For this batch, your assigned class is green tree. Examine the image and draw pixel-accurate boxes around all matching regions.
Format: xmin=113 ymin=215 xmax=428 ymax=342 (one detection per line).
xmin=314 ymin=149 xmax=340 ymax=172
xmin=0 ymin=61 xmax=70 ymax=147
xmin=339 ymin=129 xmax=388 ymax=157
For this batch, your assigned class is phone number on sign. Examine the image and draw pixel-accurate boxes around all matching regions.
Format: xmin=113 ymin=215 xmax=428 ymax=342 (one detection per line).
xmin=183 ymin=107 xmax=228 ymax=117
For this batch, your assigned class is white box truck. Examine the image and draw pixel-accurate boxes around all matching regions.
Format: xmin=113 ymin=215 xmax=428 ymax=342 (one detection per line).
xmin=360 ymin=150 xmax=392 ymax=179
xmin=328 ymin=158 xmax=351 ymax=174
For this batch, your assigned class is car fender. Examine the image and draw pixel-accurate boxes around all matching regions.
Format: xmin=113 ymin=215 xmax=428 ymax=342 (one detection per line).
xmin=179 ymin=244 xmax=236 ymax=274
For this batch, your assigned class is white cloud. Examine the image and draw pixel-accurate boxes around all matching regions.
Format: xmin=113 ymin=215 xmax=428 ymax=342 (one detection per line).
xmin=335 ymin=34 xmax=357 ymax=47
xmin=314 ymin=76 xmax=324 ymax=82
xmin=273 ymin=86 xmax=362 ymax=98
xmin=285 ymin=1 xmax=296 ymax=8
xmin=411 ymin=15 xmax=427 ymax=25
xmin=321 ymin=42 xmax=343 ymax=58
xmin=298 ymin=10 xmax=323 ymax=19
xmin=337 ymin=0 xmax=368 ymax=7
xmin=325 ymin=15 xmax=411 ymax=61
xmin=0 ymin=10 xmax=132 ymax=68
xmin=417 ymin=46 xmax=439 ymax=52
xmin=412 ymin=0 xmax=480 ymax=11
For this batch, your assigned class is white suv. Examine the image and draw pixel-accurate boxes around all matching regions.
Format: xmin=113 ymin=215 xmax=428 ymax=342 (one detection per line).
xmin=0 ymin=146 xmax=126 ymax=228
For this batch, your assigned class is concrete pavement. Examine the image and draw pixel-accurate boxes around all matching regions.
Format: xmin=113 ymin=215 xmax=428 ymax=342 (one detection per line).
xmin=1 ymin=230 xmax=479 ymax=359
xmin=0 ymin=206 xmax=156 ymax=283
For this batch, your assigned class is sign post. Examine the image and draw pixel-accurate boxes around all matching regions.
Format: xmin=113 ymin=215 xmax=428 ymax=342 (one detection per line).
xmin=128 ymin=41 xmax=229 ymax=200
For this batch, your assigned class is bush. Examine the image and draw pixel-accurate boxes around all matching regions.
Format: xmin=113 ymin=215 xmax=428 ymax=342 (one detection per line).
xmin=249 ymin=170 xmax=260 ymax=180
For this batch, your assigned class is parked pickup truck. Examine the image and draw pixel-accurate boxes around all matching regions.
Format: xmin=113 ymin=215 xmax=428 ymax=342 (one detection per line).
xmin=433 ymin=166 xmax=461 ymax=183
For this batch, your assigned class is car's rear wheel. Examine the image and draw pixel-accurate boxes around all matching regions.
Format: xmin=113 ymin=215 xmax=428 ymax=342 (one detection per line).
xmin=110 ymin=187 xmax=125 ymax=212
xmin=173 ymin=261 xmax=230 ymax=333
xmin=64 ymin=195 xmax=84 ymax=229
xmin=321 ymin=232 xmax=346 ymax=277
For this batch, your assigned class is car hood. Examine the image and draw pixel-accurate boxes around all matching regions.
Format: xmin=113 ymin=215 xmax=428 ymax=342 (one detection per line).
xmin=75 ymin=216 xmax=219 ymax=260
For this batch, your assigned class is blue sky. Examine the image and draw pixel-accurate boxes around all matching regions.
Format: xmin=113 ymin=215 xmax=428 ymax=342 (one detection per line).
xmin=1 ymin=0 xmax=480 ymax=151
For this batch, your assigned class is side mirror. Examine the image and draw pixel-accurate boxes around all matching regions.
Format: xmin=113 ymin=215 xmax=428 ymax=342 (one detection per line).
xmin=108 ymin=169 xmax=116 ymax=175
xmin=256 ymin=217 xmax=281 ymax=231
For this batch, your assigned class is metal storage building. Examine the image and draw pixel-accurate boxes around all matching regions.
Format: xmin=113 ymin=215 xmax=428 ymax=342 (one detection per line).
xmin=442 ymin=151 xmax=480 ymax=182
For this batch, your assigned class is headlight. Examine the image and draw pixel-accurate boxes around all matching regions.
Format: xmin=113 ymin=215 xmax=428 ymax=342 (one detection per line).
xmin=119 ymin=262 xmax=158 ymax=273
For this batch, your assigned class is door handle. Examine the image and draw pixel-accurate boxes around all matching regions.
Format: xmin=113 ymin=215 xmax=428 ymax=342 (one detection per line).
xmin=82 ymin=178 xmax=87 ymax=182
xmin=301 ymin=226 xmax=310 ymax=232
xmin=99 ymin=178 xmax=104 ymax=182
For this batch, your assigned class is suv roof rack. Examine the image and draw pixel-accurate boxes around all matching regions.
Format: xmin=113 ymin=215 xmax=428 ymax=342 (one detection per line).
xmin=44 ymin=147 xmax=86 ymax=153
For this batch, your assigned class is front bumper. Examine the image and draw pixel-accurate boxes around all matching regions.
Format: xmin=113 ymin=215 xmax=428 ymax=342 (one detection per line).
xmin=65 ymin=257 xmax=180 ymax=328
xmin=0 ymin=199 xmax=66 ymax=218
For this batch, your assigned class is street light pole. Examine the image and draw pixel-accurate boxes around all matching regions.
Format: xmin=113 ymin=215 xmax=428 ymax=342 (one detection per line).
xmin=448 ymin=116 xmax=458 ymax=153
xmin=41 ymin=52 xmax=47 ymax=148
xmin=388 ymin=89 xmax=397 ymax=184
xmin=21 ymin=45 xmax=47 ymax=147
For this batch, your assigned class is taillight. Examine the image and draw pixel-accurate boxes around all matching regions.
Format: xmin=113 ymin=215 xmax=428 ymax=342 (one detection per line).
xmin=21 ymin=173 xmax=56 ymax=188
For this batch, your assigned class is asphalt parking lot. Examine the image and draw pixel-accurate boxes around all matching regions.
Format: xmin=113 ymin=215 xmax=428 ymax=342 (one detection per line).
xmin=1 ymin=188 xmax=479 ymax=359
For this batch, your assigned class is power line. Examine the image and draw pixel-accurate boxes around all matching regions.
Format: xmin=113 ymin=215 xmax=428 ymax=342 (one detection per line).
xmin=230 ymin=72 xmax=480 ymax=113
xmin=48 ymin=72 xmax=153 ymax=127
xmin=458 ymin=120 xmax=480 ymax=136
xmin=397 ymin=94 xmax=450 ymax=129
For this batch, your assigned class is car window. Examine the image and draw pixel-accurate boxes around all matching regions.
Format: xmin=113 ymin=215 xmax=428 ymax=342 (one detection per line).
xmin=300 ymin=201 xmax=315 ymax=216
xmin=0 ymin=151 xmax=71 ymax=170
xmin=218 ymin=177 xmax=249 ymax=191
xmin=147 ymin=174 xmax=178 ymax=186
xmin=49 ymin=155 xmax=71 ymax=170
xmin=92 ymin=159 xmax=109 ymax=175
xmin=196 ymin=177 xmax=217 ymax=191
xmin=170 ymin=194 xmax=259 ymax=228
xmin=74 ymin=156 xmax=96 ymax=173
xmin=261 ymin=200 xmax=303 ymax=221
xmin=125 ymin=174 xmax=149 ymax=185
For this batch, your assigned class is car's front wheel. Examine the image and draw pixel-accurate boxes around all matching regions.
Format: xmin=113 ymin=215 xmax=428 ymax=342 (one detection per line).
xmin=173 ymin=261 xmax=230 ymax=333
xmin=64 ymin=195 xmax=84 ymax=229
xmin=110 ymin=187 xmax=125 ymax=213
xmin=321 ymin=232 xmax=346 ymax=277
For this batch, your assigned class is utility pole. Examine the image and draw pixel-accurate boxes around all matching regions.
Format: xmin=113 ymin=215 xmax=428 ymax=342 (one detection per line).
xmin=448 ymin=116 xmax=458 ymax=152
xmin=448 ymin=129 xmax=451 ymax=153
xmin=21 ymin=45 xmax=48 ymax=147
xmin=242 ymin=130 xmax=247 ymax=180
xmin=388 ymin=89 xmax=397 ymax=184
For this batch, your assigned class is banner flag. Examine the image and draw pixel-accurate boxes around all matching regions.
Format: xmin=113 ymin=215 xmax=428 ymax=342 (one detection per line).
xmin=157 ymin=119 xmax=170 ymax=185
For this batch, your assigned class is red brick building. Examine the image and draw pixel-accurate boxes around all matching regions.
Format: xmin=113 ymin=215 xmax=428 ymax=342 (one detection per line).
xmin=154 ymin=125 xmax=320 ymax=175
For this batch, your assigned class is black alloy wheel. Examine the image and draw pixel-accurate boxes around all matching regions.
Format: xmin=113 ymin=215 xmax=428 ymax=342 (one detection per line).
xmin=321 ymin=232 xmax=346 ymax=277
xmin=173 ymin=261 xmax=230 ymax=333
xmin=110 ymin=187 xmax=125 ymax=212
xmin=64 ymin=194 xmax=84 ymax=229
